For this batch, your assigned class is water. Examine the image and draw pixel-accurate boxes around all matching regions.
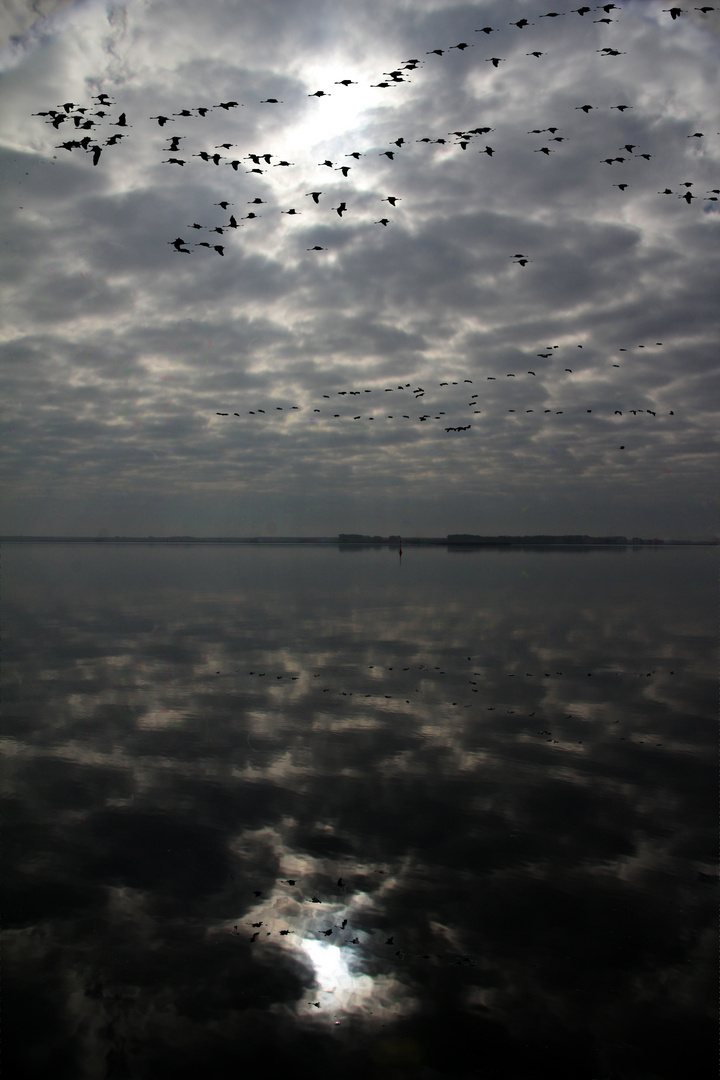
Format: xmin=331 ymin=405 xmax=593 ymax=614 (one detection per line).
xmin=2 ymin=543 xmax=717 ymax=1079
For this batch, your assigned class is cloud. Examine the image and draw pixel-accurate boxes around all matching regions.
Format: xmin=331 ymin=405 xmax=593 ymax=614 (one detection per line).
xmin=1 ymin=0 xmax=718 ymax=536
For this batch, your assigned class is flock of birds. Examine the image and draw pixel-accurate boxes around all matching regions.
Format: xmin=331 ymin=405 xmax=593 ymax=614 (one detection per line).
xmin=227 ymin=658 xmax=676 ymax=708
xmin=32 ymin=4 xmax=717 ymax=258
xmin=228 ymin=873 xmax=494 ymax=973
xmin=213 ymin=348 xmax=675 ymax=439
xmin=28 ymin=5 xmax=710 ymax=452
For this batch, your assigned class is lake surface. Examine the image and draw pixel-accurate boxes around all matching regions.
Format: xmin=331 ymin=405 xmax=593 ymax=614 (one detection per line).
xmin=2 ymin=543 xmax=717 ymax=1080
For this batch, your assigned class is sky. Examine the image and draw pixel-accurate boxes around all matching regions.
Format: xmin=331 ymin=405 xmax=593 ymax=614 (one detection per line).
xmin=1 ymin=0 xmax=719 ymax=538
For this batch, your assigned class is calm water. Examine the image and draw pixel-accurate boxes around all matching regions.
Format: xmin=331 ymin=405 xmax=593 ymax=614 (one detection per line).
xmin=2 ymin=544 xmax=717 ymax=1080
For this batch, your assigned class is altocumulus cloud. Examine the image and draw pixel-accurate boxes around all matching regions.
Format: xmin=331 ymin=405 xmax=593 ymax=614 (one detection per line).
xmin=1 ymin=0 xmax=718 ymax=537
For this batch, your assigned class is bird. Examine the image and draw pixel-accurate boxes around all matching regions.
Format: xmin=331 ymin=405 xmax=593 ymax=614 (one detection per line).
xmin=375 ymin=218 xmax=391 ymax=225
xmin=527 ymin=51 xmax=544 ymax=58
xmin=215 ymin=101 xmax=240 ymax=109
xmin=449 ymin=42 xmax=472 ymax=50
xmin=333 ymin=202 xmax=348 ymax=216
xmin=475 ymin=26 xmax=498 ymax=34
xmin=87 ymin=144 xmax=102 ymax=165
xmin=162 ymin=157 xmax=185 ymax=165
xmin=307 ymin=245 xmax=326 ymax=250
xmin=486 ymin=57 xmax=505 ymax=67
xmin=662 ymin=8 xmax=683 ymax=18
xmin=380 ymin=150 xmax=395 ymax=159
xmin=611 ymin=104 xmax=633 ymax=111
xmin=534 ymin=147 xmax=553 ymax=155
xmin=261 ymin=98 xmax=282 ymax=103
xmin=335 ymin=79 xmax=357 ymax=86
xmin=576 ymin=104 xmax=594 ymax=112
xmin=481 ymin=145 xmax=495 ymax=155
xmin=281 ymin=208 xmax=300 ymax=215
xmin=511 ymin=18 xmax=531 ymax=28
xmin=308 ymin=90 xmax=330 ymax=97
xmin=150 ymin=115 xmax=172 ymax=125
xmin=382 ymin=196 xmax=401 ymax=206
xmin=335 ymin=165 xmax=351 ymax=176
xmin=319 ymin=159 xmax=334 ymax=167
xmin=306 ymin=192 xmax=322 ymax=203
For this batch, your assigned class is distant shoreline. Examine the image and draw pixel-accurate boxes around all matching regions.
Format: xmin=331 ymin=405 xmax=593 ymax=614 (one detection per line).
xmin=1 ymin=536 xmax=716 ymax=546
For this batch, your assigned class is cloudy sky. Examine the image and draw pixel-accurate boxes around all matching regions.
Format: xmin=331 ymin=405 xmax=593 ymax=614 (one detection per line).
xmin=1 ymin=0 xmax=719 ymax=537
